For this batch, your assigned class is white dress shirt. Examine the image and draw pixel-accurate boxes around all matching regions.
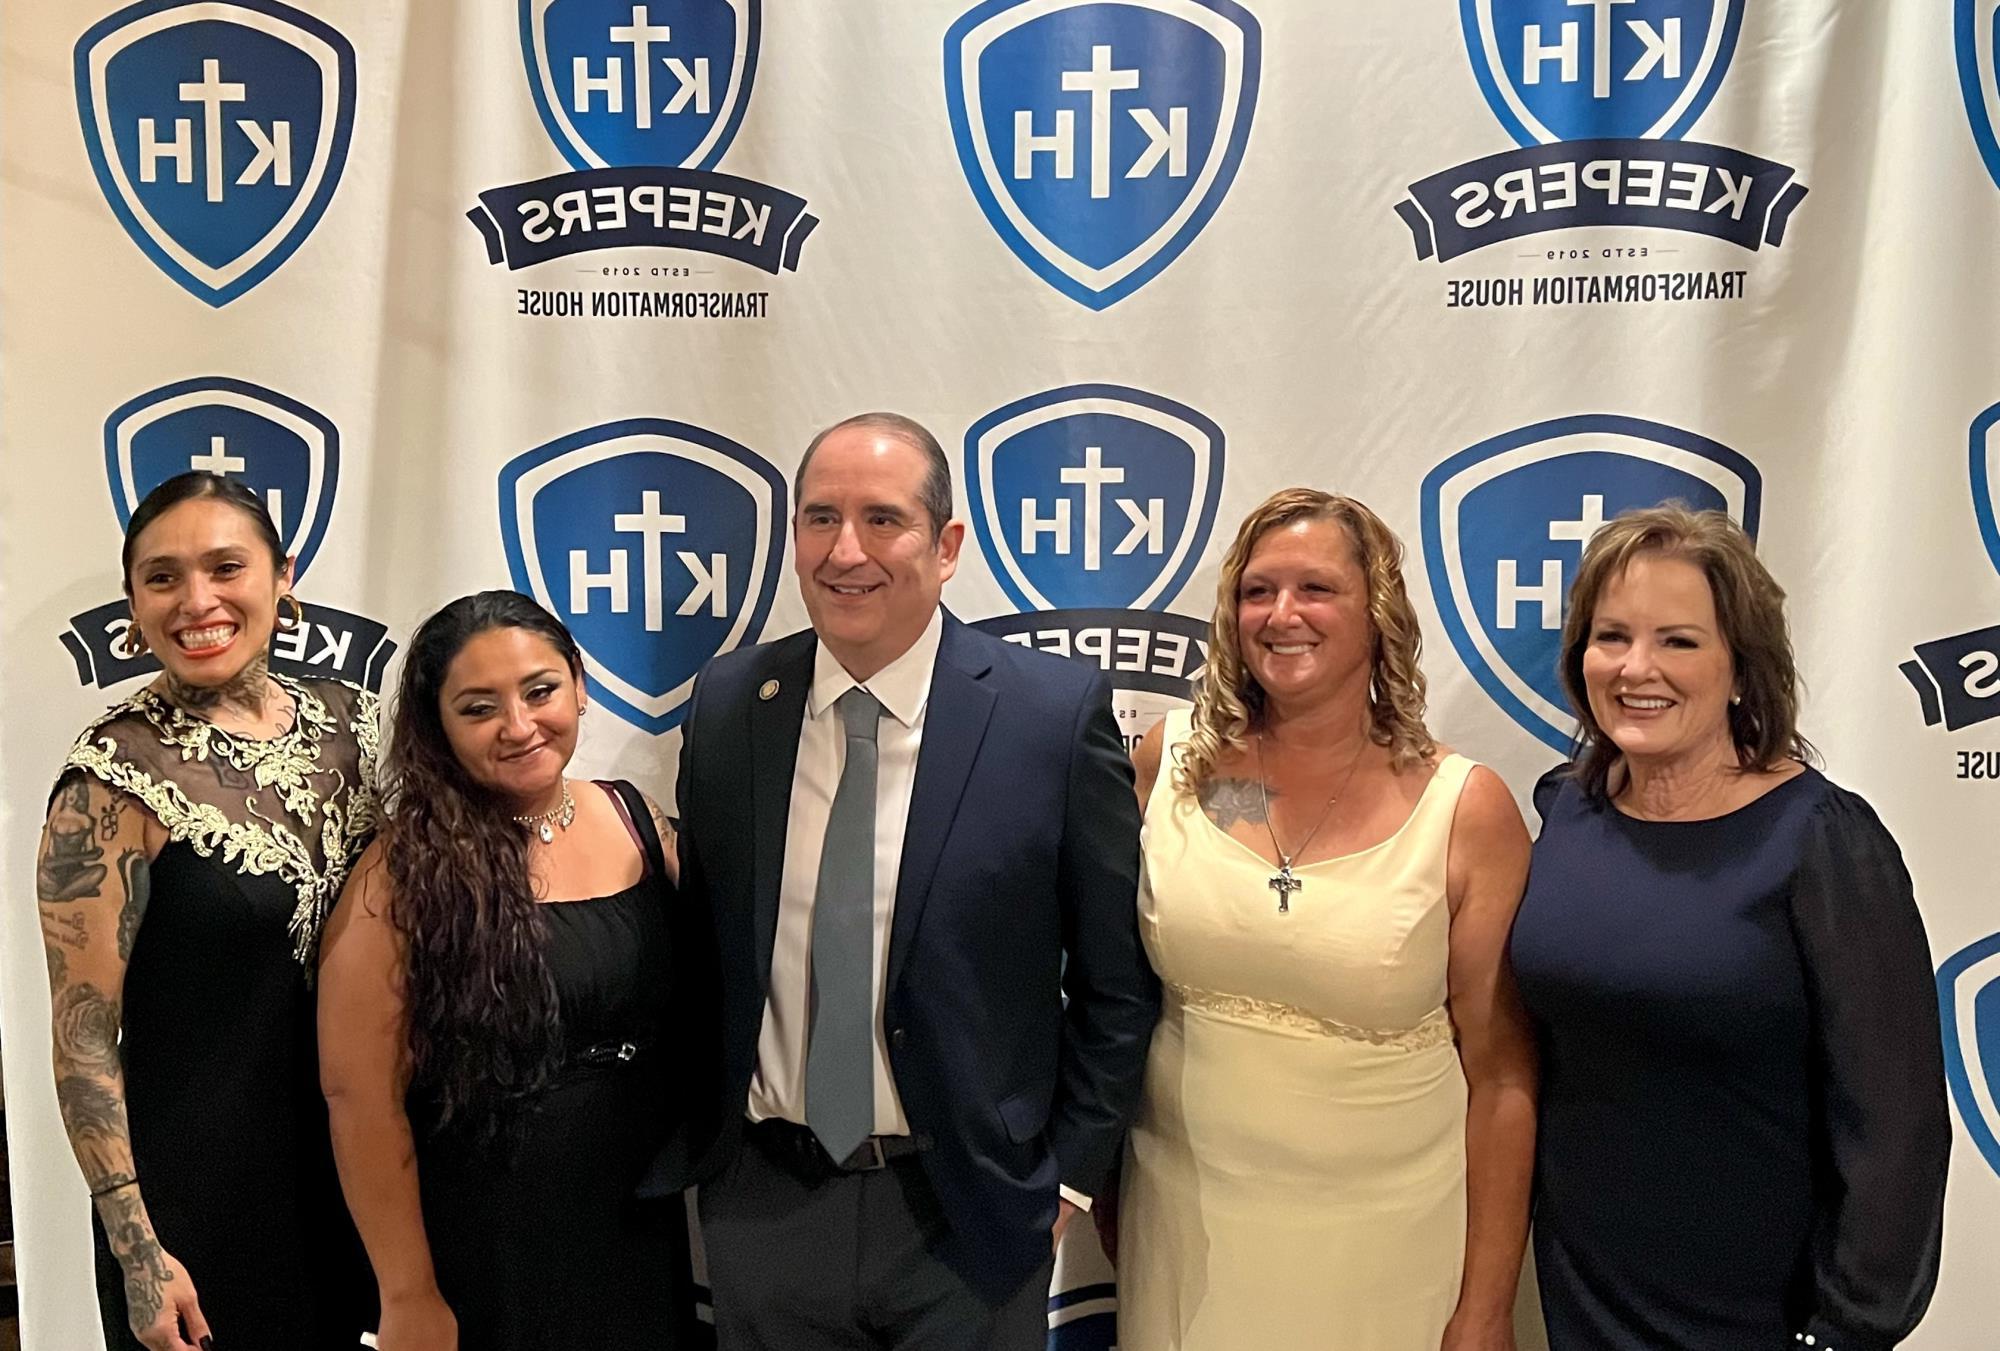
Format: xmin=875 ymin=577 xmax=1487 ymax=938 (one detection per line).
xmin=746 ymin=609 xmax=942 ymax=1135
xmin=743 ymin=612 xmax=1093 ymax=1210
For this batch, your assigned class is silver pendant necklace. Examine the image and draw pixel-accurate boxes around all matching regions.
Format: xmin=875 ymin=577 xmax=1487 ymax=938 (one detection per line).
xmin=511 ymin=778 xmax=575 ymax=844
xmin=1255 ymin=732 xmax=1366 ymax=914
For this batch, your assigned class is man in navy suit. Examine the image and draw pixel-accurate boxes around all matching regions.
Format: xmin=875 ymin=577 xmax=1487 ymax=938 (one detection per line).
xmin=673 ymin=411 xmax=1157 ymax=1349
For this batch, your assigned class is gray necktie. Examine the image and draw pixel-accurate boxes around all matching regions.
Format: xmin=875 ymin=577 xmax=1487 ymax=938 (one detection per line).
xmin=806 ymin=687 xmax=882 ymax=1163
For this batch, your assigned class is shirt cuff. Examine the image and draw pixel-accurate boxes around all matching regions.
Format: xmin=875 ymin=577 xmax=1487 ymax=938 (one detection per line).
xmin=1059 ymin=1184 xmax=1093 ymax=1212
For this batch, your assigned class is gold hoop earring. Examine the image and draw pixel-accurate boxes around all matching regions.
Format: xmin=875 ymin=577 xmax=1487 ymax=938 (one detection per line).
xmin=277 ymin=594 xmax=305 ymax=631
xmin=115 ymin=621 xmax=149 ymax=659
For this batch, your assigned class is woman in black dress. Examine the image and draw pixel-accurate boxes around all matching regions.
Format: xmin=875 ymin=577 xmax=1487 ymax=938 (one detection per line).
xmin=1509 ymin=506 xmax=1950 ymax=1350
xmin=319 ymin=590 xmax=697 ymax=1351
xmin=36 ymin=471 xmax=377 ymax=1351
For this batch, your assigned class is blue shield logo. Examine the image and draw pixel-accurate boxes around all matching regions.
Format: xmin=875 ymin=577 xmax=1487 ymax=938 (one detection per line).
xmin=1959 ymin=1 xmax=2000 ymax=189
xmin=1940 ymin=932 xmax=2000 ymax=1181
xmin=1421 ymin=415 xmax=1761 ymax=752
xmin=1971 ymin=401 xmax=2000 ymax=575
xmin=1047 ymin=1282 xmax=1116 ymax=1350
xmin=966 ymin=385 xmax=1223 ymax=614
xmin=499 ymin=419 xmax=787 ymax=734
xmin=105 ymin=377 xmax=339 ymax=580
xmin=75 ymin=0 xmax=357 ymax=306
xmin=944 ymin=0 xmax=1261 ymax=310
xmin=1461 ymin=0 xmax=1741 ymax=146
xmin=522 ymin=0 xmax=758 ymax=170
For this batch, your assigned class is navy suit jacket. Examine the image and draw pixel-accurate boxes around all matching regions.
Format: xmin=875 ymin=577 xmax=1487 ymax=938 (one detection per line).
xmin=664 ymin=615 xmax=1157 ymax=1296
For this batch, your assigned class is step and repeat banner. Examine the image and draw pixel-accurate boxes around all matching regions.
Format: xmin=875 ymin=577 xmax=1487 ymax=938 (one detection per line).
xmin=4 ymin=2 xmax=2000 ymax=1347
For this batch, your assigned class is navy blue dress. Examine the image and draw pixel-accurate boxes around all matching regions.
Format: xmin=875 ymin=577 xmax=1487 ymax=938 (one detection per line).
xmin=1510 ymin=764 xmax=1949 ymax=1351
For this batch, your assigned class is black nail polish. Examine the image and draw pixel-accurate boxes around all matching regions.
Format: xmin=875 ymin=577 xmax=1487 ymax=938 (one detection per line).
xmin=200 ymin=1338 xmax=214 ymax=1351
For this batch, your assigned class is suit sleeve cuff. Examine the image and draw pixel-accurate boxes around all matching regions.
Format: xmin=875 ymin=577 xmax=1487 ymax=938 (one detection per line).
xmin=1059 ymin=1185 xmax=1093 ymax=1212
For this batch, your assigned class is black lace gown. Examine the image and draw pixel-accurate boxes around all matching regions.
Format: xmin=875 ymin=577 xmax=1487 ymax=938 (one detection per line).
xmin=62 ymin=675 xmax=379 ymax=1351
xmin=414 ymin=780 xmax=696 ymax=1351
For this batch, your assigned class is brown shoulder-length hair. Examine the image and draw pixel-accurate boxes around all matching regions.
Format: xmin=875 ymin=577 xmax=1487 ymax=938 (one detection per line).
xmin=382 ymin=590 xmax=580 ymax=1150
xmin=1558 ymin=504 xmax=1814 ymax=800
xmin=1175 ymin=489 xmax=1435 ymax=793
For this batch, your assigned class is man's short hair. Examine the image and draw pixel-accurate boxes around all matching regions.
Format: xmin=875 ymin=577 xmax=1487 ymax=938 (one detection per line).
xmin=793 ymin=412 xmax=954 ymax=539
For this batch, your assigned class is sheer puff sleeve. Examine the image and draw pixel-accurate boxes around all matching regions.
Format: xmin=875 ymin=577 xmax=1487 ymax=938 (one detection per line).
xmin=1530 ymin=762 xmax=1573 ymax=827
xmin=1788 ymin=785 xmax=1950 ymax=1351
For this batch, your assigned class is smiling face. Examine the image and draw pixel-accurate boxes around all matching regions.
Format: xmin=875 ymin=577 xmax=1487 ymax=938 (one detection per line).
xmin=1235 ymin=516 xmax=1375 ymax=713
xmin=1580 ymin=552 xmax=1737 ymax=770
xmin=792 ymin=426 xmax=963 ymax=681
xmin=437 ymin=626 xmax=585 ymax=810
xmin=126 ymin=497 xmax=292 ymax=689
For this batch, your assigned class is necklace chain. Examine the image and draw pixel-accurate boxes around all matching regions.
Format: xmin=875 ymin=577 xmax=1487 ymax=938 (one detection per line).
xmin=1255 ymin=732 xmax=1367 ymax=913
xmin=510 ymin=778 xmax=575 ymax=844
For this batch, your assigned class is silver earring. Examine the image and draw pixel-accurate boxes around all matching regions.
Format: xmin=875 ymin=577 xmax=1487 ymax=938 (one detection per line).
xmin=1730 ymin=693 xmax=1742 ymax=706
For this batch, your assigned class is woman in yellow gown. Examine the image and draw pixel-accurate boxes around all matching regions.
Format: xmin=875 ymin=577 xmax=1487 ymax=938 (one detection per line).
xmin=1113 ymin=489 xmax=1537 ymax=1351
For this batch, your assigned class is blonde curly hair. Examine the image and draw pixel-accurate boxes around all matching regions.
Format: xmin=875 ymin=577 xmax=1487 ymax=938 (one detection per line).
xmin=1174 ymin=489 xmax=1435 ymax=794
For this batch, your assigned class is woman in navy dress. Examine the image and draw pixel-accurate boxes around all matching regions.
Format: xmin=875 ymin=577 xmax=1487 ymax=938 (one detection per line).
xmin=1510 ymin=506 xmax=1949 ymax=1350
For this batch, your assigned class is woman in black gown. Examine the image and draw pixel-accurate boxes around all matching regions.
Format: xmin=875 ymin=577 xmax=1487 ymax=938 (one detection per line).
xmin=1509 ymin=506 xmax=1951 ymax=1350
xmin=36 ymin=471 xmax=376 ymax=1351
xmin=319 ymin=590 xmax=697 ymax=1351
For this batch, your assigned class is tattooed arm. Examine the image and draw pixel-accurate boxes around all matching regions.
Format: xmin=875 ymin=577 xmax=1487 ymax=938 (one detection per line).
xmin=37 ymin=773 xmax=212 ymax=1351
xmin=318 ymin=845 xmax=458 ymax=1351
xmin=637 ymin=789 xmax=680 ymax=887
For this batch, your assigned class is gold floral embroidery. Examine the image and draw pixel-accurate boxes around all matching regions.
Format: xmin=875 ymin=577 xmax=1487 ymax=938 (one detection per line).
xmin=138 ymin=678 xmax=341 ymax=825
xmin=63 ymin=676 xmax=379 ymax=971
xmin=1167 ymin=982 xmax=1455 ymax=1051
xmin=348 ymin=699 xmax=380 ymax=857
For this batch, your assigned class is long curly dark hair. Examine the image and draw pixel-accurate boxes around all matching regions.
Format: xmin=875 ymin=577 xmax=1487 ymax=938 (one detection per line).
xmin=382 ymin=590 xmax=581 ymax=1148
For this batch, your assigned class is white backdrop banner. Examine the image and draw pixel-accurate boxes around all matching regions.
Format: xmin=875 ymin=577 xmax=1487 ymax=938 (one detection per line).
xmin=5 ymin=2 xmax=1999 ymax=1348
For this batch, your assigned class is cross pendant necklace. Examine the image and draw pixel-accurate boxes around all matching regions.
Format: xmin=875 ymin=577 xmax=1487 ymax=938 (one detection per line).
xmin=1254 ymin=731 xmax=1367 ymax=914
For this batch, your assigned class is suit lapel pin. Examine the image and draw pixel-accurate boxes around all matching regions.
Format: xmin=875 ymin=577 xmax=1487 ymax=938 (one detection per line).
xmin=758 ymin=679 xmax=780 ymax=701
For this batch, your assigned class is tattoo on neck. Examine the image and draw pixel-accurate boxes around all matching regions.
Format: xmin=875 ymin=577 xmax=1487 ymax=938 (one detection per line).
xmin=1200 ymin=778 xmax=1273 ymax=829
xmin=163 ymin=655 xmax=275 ymax=719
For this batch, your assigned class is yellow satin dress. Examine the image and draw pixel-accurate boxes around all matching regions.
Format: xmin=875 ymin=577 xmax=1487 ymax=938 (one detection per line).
xmin=1118 ymin=711 xmax=1472 ymax=1349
